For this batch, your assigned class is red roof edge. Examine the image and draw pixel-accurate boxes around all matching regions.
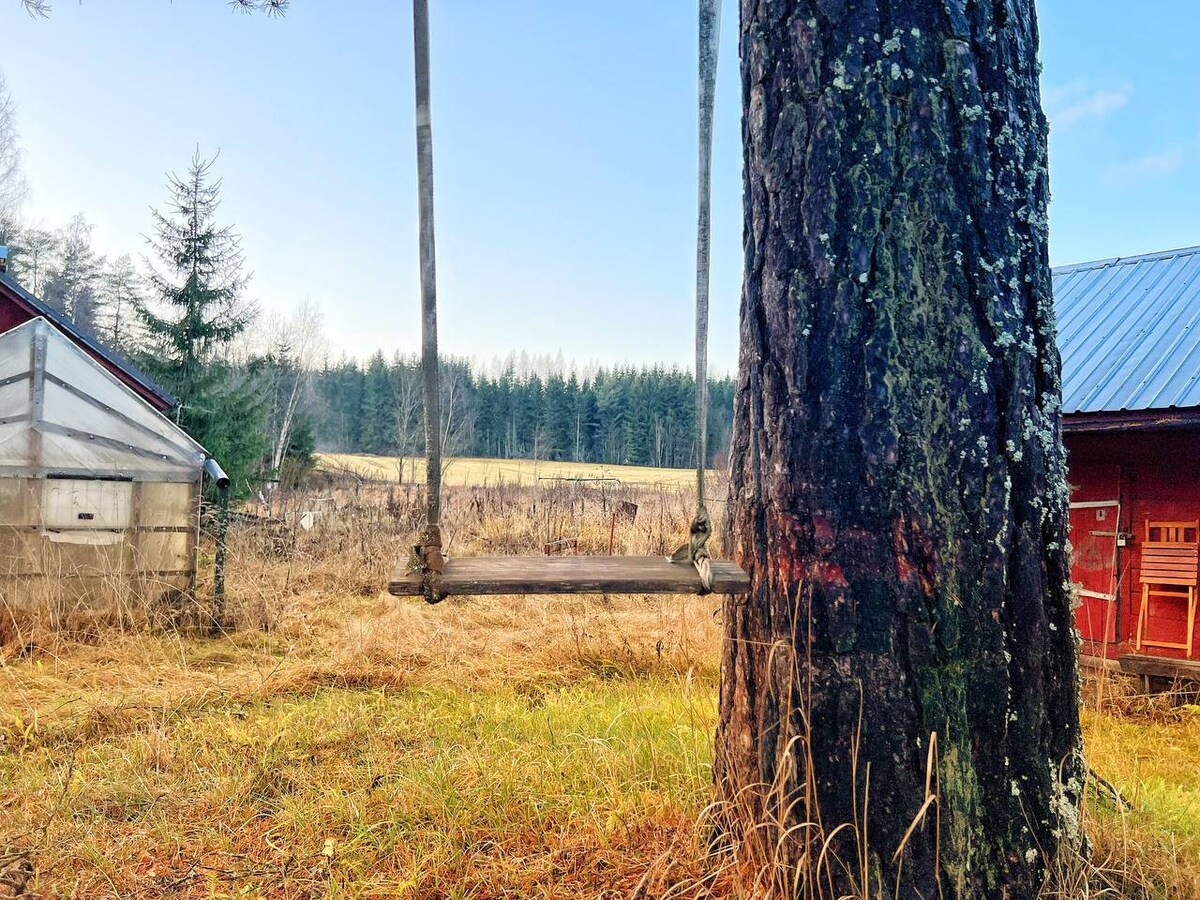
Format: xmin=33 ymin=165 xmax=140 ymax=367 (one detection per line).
xmin=1063 ymin=408 xmax=1200 ymax=433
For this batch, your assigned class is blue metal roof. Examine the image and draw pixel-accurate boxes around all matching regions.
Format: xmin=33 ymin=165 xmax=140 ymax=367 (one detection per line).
xmin=1055 ymin=245 xmax=1200 ymax=415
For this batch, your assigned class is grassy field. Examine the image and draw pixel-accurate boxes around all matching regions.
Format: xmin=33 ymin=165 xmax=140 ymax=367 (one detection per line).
xmin=317 ymin=453 xmax=707 ymax=489
xmin=2 ymin=472 xmax=1200 ymax=897
xmin=1 ymin=590 xmax=729 ymax=898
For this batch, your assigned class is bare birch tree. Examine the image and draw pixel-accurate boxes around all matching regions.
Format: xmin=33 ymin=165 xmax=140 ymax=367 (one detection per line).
xmin=0 ymin=70 xmax=29 ymax=221
xmin=261 ymin=299 xmax=325 ymax=476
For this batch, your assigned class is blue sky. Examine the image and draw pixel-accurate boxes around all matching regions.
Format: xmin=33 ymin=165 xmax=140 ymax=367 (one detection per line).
xmin=1 ymin=1 xmax=1197 ymax=372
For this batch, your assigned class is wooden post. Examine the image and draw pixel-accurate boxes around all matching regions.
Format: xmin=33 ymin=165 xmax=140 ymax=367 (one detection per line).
xmin=29 ymin=324 xmax=45 ymax=474
xmin=212 ymin=479 xmax=229 ymax=629
xmin=127 ymin=481 xmax=143 ymax=610
xmin=204 ymin=458 xmax=232 ymax=630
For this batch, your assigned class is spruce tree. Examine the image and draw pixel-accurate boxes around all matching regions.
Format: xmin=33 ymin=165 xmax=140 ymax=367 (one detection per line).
xmin=360 ymin=351 xmax=397 ymax=455
xmin=574 ymin=383 xmax=600 ymax=463
xmin=543 ymin=374 xmax=573 ymax=461
xmin=315 ymin=357 xmax=366 ymax=452
xmin=138 ymin=151 xmax=265 ymax=493
xmin=141 ymin=152 xmax=252 ymax=406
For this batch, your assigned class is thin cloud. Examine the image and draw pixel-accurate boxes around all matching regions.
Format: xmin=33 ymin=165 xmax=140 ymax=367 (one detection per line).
xmin=1044 ymin=79 xmax=1132 ymax=130
xmin=1104 ymin=147 xmax=1185 ymax=189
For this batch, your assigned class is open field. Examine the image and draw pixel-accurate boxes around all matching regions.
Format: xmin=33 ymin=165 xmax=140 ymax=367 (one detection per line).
xmin=317 ymin=454 xmax=710 ymax=489
xmin=2 ymin=472 xmax=1199 ymax=897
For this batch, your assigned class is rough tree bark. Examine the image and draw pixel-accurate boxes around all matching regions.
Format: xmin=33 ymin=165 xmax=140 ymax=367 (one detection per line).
xmin=716 ymin=1 xmax=1082 ymax=897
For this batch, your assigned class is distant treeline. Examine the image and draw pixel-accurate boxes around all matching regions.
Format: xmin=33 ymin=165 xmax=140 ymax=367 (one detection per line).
xmin=313 ymin=353 xmax=735 ymax=469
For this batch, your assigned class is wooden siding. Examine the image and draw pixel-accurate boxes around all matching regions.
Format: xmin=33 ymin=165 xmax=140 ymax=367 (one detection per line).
xmin=1066 ymin=428 xmax=1200 ymax=659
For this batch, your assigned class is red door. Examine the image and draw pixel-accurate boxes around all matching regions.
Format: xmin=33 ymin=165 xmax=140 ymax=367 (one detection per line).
xmin=1069 ymin=465 xmax=1122 ymax=644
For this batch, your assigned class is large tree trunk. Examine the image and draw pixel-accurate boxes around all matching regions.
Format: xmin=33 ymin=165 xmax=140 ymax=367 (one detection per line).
xmin=716 ymin=2 xmax=1083 ymax=897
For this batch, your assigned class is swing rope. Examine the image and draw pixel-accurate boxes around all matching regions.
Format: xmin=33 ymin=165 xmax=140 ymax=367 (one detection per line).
xmin=408 ymin=0 xmax=722 ymax=599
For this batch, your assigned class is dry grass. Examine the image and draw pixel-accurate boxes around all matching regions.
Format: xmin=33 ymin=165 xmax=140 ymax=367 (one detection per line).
xmin=1068 ymin=672 xmax=1200 ymax=899
xmin=1 ymin=469 xmax=730 ymax=898
xmin=317 ymin=453 xmax=709 ymax=489
xmin=1 ymin=462 xmax=1198 ymax=897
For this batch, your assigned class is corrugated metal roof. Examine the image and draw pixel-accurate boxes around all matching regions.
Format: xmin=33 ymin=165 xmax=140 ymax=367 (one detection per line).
xmin=1055 ymin=245 xmax=1200 ymax=415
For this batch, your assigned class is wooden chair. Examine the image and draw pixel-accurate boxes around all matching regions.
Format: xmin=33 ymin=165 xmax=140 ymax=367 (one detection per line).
xmin=1135 ymin=521 xmax=1200 ymax=657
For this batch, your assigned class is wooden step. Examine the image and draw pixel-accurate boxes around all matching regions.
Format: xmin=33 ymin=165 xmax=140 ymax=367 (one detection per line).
xmin=1119 ymin=653 xmax=1200 ymax=682
xmin=389 ymin=555 xmax=751 ymax=597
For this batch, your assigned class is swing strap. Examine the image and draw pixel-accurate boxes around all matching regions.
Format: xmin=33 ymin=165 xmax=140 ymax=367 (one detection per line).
xmin=685 ymin=0 xmax=722 ymax=593
xmin=412 ymin=0 xmax=445 ymax=603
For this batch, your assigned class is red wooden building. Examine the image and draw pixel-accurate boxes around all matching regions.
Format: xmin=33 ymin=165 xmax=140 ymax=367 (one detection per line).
xmin=1058 ymin=246 xmax=1200 ymax=667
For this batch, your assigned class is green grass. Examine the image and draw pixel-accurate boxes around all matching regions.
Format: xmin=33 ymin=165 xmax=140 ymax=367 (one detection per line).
xmin=1085 ymin=708 xmax=1200 ymax=841
xmin=7 ymin=633 xmax=1200 ymax=897
xmin=2 ymin=661 xmax=720 ymax=898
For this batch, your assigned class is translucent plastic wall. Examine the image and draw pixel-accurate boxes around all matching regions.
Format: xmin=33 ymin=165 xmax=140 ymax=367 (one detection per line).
xmin=0 ymin=317 xmax=205 ymax=481
xmin=0 ymin=317 xmax=204 ymax=605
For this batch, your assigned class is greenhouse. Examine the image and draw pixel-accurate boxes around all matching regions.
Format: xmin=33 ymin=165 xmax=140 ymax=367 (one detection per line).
xmin=0 ymin=316 xmax=207 ymax=608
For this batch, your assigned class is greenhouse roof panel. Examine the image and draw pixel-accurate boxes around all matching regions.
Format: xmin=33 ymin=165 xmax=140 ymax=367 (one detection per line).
xmin=0 ymin=318 xmax=205 ymax=480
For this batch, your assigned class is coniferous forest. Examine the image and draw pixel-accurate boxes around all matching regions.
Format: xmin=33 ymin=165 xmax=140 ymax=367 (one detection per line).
xmin=313 ymin=355 xmax=735 ymax=469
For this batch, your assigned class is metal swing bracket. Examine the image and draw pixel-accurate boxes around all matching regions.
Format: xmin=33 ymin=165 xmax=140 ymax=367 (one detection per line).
xmin=408 ymin=523 xmax=446 ymax=603
xmin=671 ymin=506 xmax=714 ymax=594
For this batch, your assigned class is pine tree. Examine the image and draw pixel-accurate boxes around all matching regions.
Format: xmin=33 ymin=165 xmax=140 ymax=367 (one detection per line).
xmin=717 ymin=2 xmax=1081 ymax=894
xmin=42 ymin=214 xmax=104 ymax=331
xmin=98 ymin=254 xmax=143 ymax=352
xmin=138 ymin=151 xmax=264 ymax=493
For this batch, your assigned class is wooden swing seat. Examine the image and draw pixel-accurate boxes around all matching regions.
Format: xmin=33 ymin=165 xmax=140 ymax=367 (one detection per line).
xmin=388 ymin=555 xmax=750 ymax=597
